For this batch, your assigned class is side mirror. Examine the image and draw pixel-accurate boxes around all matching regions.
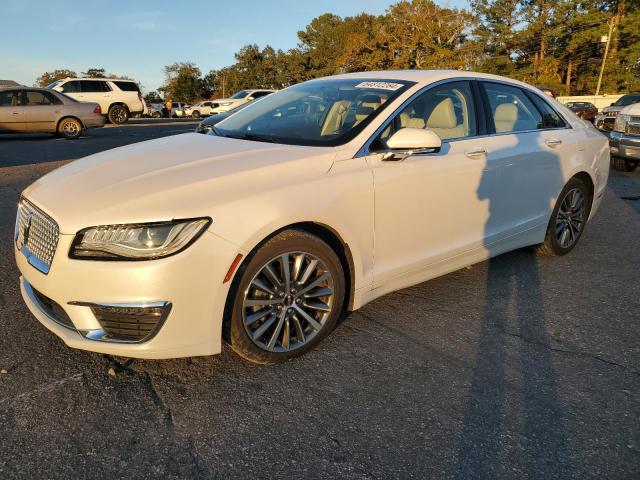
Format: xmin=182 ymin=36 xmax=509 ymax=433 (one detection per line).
xmin=382 ymin=128 xmax=442 ymax=161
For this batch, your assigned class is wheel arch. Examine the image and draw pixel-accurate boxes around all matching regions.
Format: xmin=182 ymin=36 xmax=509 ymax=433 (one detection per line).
xmin=107 ymin=101 xmax=128 ymax=111
xmin=221 ymin=221 xmax=357 ymax=342
xmin=572 ymin=171 xmax=595 ymax=211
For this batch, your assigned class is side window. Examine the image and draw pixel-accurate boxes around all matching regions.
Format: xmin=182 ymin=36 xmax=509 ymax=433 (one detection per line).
xmin=80 ymin=81 xmax=110 ymax=92
xmin=61 ymin=81 xmax=81 ymax=93
xmin=527 ymin=92 xmax=567 ymax=129
xmin=252 ymin=91 xmax=271 ymax=99
xmin=374 ymin=81 xmax=477 ymax=148
xmin=482 ymin=82 xmax=543 ymax=133
xmin=25 ymin=91 xmax=53 ymax=106
xmin=113 ymin=81 xmax=140 ymax=92
xmin=0 ymin=90 xmax=15 ymax=106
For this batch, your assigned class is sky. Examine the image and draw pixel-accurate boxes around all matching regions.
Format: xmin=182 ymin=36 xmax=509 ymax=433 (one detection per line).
xmin=2 ymin=0 xmax=469 ymax=92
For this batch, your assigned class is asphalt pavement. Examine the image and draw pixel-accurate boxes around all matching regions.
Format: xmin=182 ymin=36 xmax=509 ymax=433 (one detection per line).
xmin=0 ymin=119 xmax=638 ymax=479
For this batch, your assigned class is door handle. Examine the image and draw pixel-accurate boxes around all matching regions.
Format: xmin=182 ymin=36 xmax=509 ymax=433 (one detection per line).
xmin=545 ymin=138 xmax=562 ymax=148
xmin=465 ymin=148 xmax=487 ymax=159
xmin=12 ymin=111 xmax=20 ymax=115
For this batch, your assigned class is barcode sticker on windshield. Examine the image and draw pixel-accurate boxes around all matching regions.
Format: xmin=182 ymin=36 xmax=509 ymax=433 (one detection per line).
xmin=355 ymin=82 xmax=404 ymax=91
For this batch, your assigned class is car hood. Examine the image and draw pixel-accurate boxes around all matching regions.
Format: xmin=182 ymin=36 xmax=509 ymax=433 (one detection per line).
xmin=23 ymin=133 xmax=336 ymax=234
xmin=602 ymin=105 xmax=623 ymax=114
xmin=619 ymin=103 xmax=640 ymax=115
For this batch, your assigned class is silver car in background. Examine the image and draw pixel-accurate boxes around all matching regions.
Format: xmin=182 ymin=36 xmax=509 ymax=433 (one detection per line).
xmin=0 ymin=87 xmax=105 ymax=139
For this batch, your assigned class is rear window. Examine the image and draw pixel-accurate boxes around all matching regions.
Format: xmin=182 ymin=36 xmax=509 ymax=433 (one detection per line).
xmin=114 ymin=81 xmax=140 ymax=92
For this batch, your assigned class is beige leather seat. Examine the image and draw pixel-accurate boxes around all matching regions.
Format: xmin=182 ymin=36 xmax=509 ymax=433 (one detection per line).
xmin=320 ymin=100 xmax=352 ymax=136
xmin=354 ymin=95 xmax=382 ymax=126
xmin=426 ymin=97 xmax=465 ymax=139
xmin=494 ymin=103 xmax=518 ymax=133
xmin=399 ymin=111 xmax=426 ymax=129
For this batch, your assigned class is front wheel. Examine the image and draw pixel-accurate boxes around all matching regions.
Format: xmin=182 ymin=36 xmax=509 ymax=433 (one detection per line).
xmin=228 ymin=230 xmax=345 ymax=364
xmin=537 ymin=177 xmax=591 ymax=256
xmin=108 ymin=105 xmax=129 ymax=124
xmin=191 ymin=110 xmax=200 ymax=119
xmin=57 ymin=117 xmax=83 ymax=139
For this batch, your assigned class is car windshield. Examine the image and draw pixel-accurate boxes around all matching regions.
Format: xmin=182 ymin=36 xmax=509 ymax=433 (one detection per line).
xmin=614 ymin=95 xmax=640 ymax=106
xmin=46 ymin=80 xmax=61 ymax=89
xmin=214 ymin=78 xmax=414 ymax=147
xmin=230 ymin=90 xmax=249 ymax=99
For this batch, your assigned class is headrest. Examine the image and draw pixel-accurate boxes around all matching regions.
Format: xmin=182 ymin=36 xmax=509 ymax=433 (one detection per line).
xmin=427 ymin=98 xmax=458 ymax=129
xmin=495 ymin=103 xmax=518 ymax=123
xmin=356 ymin=105 xmax=375 ymax=116
xmin=359 ymin=94 xmax=381 ymax=104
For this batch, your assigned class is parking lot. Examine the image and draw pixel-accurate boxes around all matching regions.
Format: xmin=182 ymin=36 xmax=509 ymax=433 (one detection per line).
xmin=0 ymin=120 xmax=638 ymax=479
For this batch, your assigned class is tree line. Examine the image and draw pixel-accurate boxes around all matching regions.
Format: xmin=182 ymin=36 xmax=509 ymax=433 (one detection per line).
xmin=36 ymin=0 xmax=639 ymax=102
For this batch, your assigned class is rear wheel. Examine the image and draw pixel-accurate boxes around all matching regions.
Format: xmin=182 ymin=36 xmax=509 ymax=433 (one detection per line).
xmin=537 ymin=177 xmax=590 ymax=256
xmin=57 ymin=117 xmax=82 ymax=139
xmin=108 ymin=105 xmax=129 ymax=124
xmin=192 ymin=110 xmax=200 ymax=119
xmin=611 ymin=156 xmax=638 ymax=172
xmin=228 ymin=230 xmax=345 ymax=364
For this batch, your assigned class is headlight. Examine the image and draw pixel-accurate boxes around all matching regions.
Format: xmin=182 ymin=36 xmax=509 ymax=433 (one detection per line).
xmin=614 ymin=114 xmax=630 ymax=133
xmin=220 ymin=102 xmax=233 ymax=106
xmin=70 ymin=218 xmax=211 ymax=260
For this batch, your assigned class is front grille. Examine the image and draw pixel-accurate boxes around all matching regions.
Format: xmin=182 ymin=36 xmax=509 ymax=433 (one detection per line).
xmin=15 ymin=199 xmax=60 ymax=273
xmin=91 ymin=305 xmax=168 ymax=342
xmin=31 ymin=287 xmax=75 ymax=329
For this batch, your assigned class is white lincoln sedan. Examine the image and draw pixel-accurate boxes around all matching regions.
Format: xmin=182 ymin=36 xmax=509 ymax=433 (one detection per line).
xmin=15 ymin=71 xmax=609 ymax=363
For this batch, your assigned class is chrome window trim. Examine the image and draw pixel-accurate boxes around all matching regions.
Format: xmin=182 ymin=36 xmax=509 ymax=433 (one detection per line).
xmin=355 ymin=77 xmax=573 ymax=159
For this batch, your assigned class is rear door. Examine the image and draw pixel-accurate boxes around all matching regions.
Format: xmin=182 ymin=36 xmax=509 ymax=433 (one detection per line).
xmin=0 ymin=90 xmax=24 ymax=132
xmin=478 ymin=81 xmax=571 ymax=241
xmin=80 ymin=80 xmax=112 ymax=111
xmin=22 ymin=90 xmax=64 ymax=131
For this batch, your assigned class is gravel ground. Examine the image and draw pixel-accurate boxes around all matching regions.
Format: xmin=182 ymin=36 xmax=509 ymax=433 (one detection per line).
xmin=0 ymin=121 xmax=638 ymax=479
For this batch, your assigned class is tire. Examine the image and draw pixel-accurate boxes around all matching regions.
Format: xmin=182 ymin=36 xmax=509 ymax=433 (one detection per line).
xmin=151 ymin=111 xmax=161 ymax=118
xmin=611 ymin=156 xmax=637 ymax=172
xmin=57 ymin=117 xmax=83 ymax=139
xmin=192 ymin=110 xmax=200 ymax=119
xmin=537 ymin=177 xmax=591 ymax=256
xmin=108 ymin=104 xmax=129 ymax=124
xmin=228 ymin=230 xmax=345 ymax=364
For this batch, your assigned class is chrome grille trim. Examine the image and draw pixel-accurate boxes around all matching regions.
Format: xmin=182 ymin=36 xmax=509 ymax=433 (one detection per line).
xmin=15 ymin=198 xmax=60 ymax=274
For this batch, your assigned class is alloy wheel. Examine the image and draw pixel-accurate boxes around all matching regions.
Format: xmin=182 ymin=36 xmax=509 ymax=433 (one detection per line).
xmin=62 ymin=121 xmax=80 ymax=137
xmin=555 ymin=188 xmax=585 ymax=249
xmin=242 ymin=252 xmax=335 ymax=353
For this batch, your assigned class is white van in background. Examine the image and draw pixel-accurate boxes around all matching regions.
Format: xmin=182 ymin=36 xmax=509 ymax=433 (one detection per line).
xmin=48 ymin=78 xmax=144 ymax=124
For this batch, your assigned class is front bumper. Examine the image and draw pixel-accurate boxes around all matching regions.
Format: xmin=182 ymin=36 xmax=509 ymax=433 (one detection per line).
xmin=16 ymin=228 xmax=240 ymax=359
xmin=609 ymin=131 xmax=640 ymax=162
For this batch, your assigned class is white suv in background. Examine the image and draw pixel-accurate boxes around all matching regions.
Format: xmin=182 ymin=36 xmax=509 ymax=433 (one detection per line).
xmin=184 ymin=101 xmax=218 ymax=118
xmin=209 ymin=89 xmax=276 ymax=114
xmin=48 ymin=78 xmax=144 ymax=124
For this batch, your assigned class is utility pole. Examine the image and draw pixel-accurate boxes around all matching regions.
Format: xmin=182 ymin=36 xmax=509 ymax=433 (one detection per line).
xmin=595 ymin=17 xmax=615 ymax=96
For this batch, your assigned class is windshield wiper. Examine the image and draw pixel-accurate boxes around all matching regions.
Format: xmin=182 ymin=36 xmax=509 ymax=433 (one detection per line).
xmin=241 ymin=132 xmax=277 ymax=143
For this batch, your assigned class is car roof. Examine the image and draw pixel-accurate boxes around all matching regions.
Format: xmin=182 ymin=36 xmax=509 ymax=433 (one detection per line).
xmin=59 ymin=77 xmax=137 ymax=82
xmin=323 ymin=70 xmax=540 ymax=89
xmin=0 ymin=86 xmax=50 ymax=92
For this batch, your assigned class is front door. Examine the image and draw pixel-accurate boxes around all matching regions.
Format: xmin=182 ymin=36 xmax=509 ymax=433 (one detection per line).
xmin=368 ymin=81 xmax=496 ymax=288
xmin=0 ymin=90 xmax=24 ymax=132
